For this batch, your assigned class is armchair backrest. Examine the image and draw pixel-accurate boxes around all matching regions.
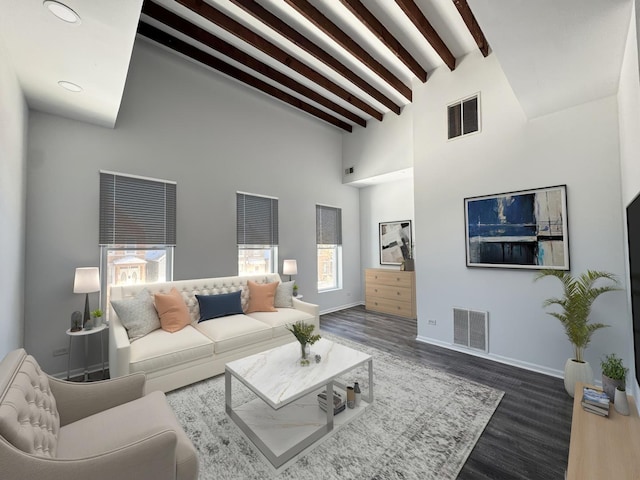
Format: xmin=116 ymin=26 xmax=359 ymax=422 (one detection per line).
xmin=0 ymin=349 xmax=60 ymax=457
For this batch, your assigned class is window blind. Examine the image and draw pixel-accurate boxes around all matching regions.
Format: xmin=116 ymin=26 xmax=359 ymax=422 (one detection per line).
xmin=316 ymin=205 xmax=342 ymax=245
xmin=99 ymin=172 xmax=177 ymax=246
xmin=237 ymin=193 xmax=279 ymax=245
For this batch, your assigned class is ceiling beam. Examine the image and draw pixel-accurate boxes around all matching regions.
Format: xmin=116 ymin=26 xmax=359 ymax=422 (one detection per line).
xmin=137 ymin=22 xmax=353 ymax=132
xmin=230 ymin=0 xmax=403 ymax=115
xmin=452 ymin=0 xmax=489 ymax=57
xmin=142 ymin=2 xmax=366 ymax=127
xmin=339 ymin=0 xmax=427 ymax=82
xmin=284 ymin=0 xmax=412 ymax=101
xmin=394 ymin=0 xmax=456 ymax=70
xmin=175 ymin=0 xmax=383 ymax=121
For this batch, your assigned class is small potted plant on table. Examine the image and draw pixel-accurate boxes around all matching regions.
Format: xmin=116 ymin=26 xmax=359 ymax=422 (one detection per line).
xmin=286 ymin=320 xmax=321 ymax=366
xmin=601 ymin=353 xmax=628 ymax=402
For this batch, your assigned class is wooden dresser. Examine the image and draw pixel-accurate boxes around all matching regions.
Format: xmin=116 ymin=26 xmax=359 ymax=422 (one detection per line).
xmin=365 ymin=268 xmax=416 ymax=319
xmin=566 ymin=382 xmax=640 ymax=479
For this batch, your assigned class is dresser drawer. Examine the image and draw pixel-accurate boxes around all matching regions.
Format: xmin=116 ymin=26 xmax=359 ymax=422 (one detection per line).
xmin=365 ymin=296 xmax=414 ymax=318
xmin=365 ymin=269 xmax=413 ymax=288
xmin=365 ymin=284 xmax=413 ymax=302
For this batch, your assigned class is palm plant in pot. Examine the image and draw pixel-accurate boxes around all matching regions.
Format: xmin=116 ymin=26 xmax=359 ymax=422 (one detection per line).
xmin=535 ymin=269 xmax=619 ymax=397
xmin=601 ymin=353 xmax=628 ymax=403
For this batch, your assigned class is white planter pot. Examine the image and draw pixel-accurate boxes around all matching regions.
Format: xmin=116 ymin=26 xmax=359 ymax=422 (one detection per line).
xmin=614 ymin=388 xmax=630 ymax=415
xmin=564 ymin=359 xmax=594 ymax=397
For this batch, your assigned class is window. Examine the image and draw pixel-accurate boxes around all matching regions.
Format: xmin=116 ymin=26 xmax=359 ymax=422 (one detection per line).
xmin=237 ymin=192 xmax=278 ymax=275
xmin=99 ymin=171 xmax=176 ymax=309
xmin=316 ymin=205 xmax=342 ymax=291
xmin=448 ymin=93 xmax=480 ymax=139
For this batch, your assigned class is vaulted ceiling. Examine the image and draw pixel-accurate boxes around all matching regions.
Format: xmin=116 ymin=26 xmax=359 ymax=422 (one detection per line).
xmin=137 ymin=0 xmax=487 ymax=132
xmin=0 ymin=0 xmax=633 ymax=130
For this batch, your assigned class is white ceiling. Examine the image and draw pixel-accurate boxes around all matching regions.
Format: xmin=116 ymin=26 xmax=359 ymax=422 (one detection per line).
xmin=468 ymin=0 xmax=633 ymax=119
xmin=0 ymin=0 xmax=143 ymax=128
xmin=0 ymin=0 xmax=634 ymax=128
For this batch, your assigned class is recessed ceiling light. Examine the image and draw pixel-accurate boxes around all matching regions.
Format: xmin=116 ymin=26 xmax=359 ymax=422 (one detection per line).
xmin=44 ymin=1 xmax=81 ymax=24
xmin=58 ymin=81 xmax=83 ymax=92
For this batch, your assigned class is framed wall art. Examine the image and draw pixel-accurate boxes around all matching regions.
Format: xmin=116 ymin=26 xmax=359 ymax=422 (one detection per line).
xmin=464 ymin=185 xmax=569 ymax=270
xmin=379 ymin=220 xmax=412 ymax=266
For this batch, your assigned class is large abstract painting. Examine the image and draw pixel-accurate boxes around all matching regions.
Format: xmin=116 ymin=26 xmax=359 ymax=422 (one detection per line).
xmin=379 ymin=220 xmax=412 ymax=265
xmin=464 ymin=185 xmax=569 ymax=270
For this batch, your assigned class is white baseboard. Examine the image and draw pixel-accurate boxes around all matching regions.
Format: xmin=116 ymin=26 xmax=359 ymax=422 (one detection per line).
xmin=320 ymin=301 xmax=363 ymax=316
xmin=416 ymin=335 xmax=565 ymax=379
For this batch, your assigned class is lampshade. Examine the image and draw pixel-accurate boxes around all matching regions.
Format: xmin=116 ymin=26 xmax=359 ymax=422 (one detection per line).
xmin=283 ymin=259 xmax=298 ymax=276
xmin=73 ymin=267 xmax=100 ymax=294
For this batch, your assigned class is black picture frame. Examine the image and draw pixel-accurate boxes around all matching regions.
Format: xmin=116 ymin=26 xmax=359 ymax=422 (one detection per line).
xmin=464 ymin=185 xmax=569 ymax=270
xmin=379 ymin=220 xmax=412 ymax=266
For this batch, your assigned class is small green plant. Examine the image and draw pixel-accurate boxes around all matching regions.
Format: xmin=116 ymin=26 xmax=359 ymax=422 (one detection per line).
xmin=293 ymin=283 xmax=299 ymax=295
xmin=285 ymin=321 xmax=320 ymax=346
xmin=601 ymin=354 xmax=628 ymax=382
xmin=91 ymin=309 xmax=103 ymax=318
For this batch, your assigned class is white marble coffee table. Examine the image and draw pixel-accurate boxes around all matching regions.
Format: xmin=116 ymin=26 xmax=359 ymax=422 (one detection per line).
xmin=225 ymin=338 xmax=373 ymax=471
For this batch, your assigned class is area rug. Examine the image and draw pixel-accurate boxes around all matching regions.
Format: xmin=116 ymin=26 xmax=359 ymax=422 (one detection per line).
xmin=166 ymin=332 xmax=504 ymax=479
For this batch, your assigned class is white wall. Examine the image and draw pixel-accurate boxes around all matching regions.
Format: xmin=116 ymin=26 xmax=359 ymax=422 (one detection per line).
xmin=414 ymin=51 xmax=629 ymax=377
xmin=342 ymin=103 xmax=413 ymax=183
xmin=25 ymin=38 xmax=360 ymax=375
xmin=0 ymin=38 xmax=27 ymax=358
xmin=359 ymin=178 xmax=415 ymax=272
xmin=618 ymin=3 xmax=640 ymax=397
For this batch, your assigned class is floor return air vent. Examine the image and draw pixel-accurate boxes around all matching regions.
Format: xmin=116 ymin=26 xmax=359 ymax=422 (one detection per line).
xmin=453 ymin=308 xmax=488 ymax=353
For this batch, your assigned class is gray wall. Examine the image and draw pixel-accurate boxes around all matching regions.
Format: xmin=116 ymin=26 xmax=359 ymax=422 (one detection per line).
xmin=618 ymin=4 xmax=640 ymax=397
xmin=25 ymin=38 xmax=360 ymax=375
xmin=0 ymin=38 xmax=27 ymax=358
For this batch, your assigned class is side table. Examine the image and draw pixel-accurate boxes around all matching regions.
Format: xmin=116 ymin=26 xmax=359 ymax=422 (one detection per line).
xmin=65 ymin=324 xmax=107 ymax=381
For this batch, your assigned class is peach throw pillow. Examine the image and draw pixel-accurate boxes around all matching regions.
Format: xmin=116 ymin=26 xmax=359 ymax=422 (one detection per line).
xmin=154 ymin=287 xmax=191 ymax=333
xmin=245 ymin=281 xmax=278 ymax=313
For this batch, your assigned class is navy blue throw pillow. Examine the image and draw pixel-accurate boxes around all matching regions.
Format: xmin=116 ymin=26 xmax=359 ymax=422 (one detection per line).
xmin=196 ymin=291 xmax=243 ymax=322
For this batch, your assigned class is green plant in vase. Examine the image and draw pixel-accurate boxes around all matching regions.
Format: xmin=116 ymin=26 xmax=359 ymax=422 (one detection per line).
xmin=91 ymin=309 xmax=104 ymax=327
xmin=285 ymin=320 xmax=321 ymax=366
xmin=601 ymin=353 xmax=628 ymax=402
xmin=535 ymin=269 xmax=620 ymax=397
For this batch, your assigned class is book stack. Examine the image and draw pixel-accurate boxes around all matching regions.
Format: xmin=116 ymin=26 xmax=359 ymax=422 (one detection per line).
xmin=581 ymin=386 xmax=611 ymax=417
xmin=317 ymin=390 xmax=346 ymax=415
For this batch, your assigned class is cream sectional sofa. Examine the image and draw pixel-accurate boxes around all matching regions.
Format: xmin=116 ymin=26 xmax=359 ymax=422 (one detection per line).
xmin=108 ymin=273 xmax=319 ymax=393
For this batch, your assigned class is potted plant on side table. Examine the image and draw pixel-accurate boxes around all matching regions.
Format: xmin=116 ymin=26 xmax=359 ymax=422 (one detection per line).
xmin=535 ymin=269 xmax=620 ymax=397
xmin=601 ymin=353 xmax=628 ymax=403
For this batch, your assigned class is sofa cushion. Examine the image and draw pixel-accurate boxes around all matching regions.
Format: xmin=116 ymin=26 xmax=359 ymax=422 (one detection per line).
xmin=274 ymin=281 xmax=294 ymax=308
xmin=154 ymin=288 xmax=191 ymax=333
xmin=245 ymin=281 xmax=277 ymax=313
xmin=247 ymin=308 xmax=316 ymax=338
xmin=195 ymin=314 xmax=272 ymax=353
xmin=128 ymin=326 xmax=214 ymax=375
xmin=196 ymin=291 xmax=243 ymax=322
xmin=111 ymin=288 xmax=160 ymax=341
xmin=57 ymin=390 xmax=198 ymax=480
xmin=0 ymin=353 xmax=59 ymax=457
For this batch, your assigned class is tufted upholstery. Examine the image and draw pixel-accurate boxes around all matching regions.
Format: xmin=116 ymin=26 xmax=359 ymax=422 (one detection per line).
xmin=0 ymin=351 xmax=59 ymax=457
xmin=112 ymin=274 xmax=277 ymax=325
xmin=109 ymin=274 xmax=320 ymax=393
xmin=0 ymin=349 xmax=199 ymax=480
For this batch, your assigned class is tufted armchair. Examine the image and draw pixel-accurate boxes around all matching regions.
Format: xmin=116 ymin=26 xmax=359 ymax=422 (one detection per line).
xmin=0 ymin=349 xmax=198 ymax=480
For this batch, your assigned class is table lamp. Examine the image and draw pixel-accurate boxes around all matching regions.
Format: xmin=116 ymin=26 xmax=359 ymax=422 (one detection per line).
xmin=74 ymin=267 xmax=100 ymax=328
xmin=283 ymin=259 xmax=297 ymax=281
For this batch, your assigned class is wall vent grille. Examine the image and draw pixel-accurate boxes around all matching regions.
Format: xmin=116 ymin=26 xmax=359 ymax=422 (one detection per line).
xmin=453 ymin=308 xmax=488 ymax=352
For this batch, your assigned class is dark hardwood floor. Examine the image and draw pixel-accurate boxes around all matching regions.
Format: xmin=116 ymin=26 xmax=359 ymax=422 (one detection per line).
xmin=321 ymin=305 xmax=574 ymax=480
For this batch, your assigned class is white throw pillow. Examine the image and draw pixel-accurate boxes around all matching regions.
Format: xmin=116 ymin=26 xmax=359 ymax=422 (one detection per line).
xmin=274 ymin=281 xmax=295 ymax=308
xmin=111 ymin=288 xmax=161 ymax=341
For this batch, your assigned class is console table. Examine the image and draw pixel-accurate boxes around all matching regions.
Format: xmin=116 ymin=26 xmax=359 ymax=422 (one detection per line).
xmin=566 ymin=382 xmax=640 ymax=478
